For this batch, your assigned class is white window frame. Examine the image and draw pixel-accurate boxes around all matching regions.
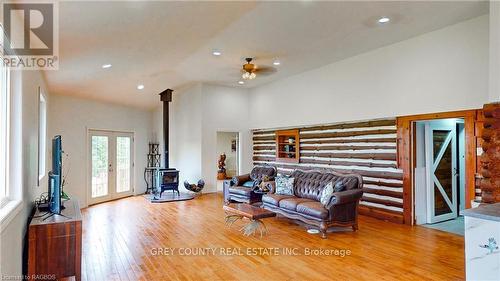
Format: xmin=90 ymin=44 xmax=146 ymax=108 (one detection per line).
xmin=0 ymin=57 xmax=11 ymax=208
xmin=38 ymin=89 xmax=47 ymax=183
xmin=0 ymin=23 xmax=23 ymax=228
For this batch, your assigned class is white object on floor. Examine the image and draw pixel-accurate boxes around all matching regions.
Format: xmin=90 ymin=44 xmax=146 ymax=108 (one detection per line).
xmin=307 ymin=229 xmax=320 ymax=234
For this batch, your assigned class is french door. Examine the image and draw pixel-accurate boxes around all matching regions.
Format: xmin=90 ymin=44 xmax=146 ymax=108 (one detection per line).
xmin=425 ymin=122 xmax=458 ymax=223
xmin=88 ymin=130 xmax=134 ymax=205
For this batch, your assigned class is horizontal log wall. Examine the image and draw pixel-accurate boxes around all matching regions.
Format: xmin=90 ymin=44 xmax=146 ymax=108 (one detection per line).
xmin=253 ymin=118 xmax=404 ymax=223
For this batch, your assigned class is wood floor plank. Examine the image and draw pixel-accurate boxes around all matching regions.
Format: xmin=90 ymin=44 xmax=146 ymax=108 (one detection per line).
xmin=81 ymin=193 xmax=464 ymax=280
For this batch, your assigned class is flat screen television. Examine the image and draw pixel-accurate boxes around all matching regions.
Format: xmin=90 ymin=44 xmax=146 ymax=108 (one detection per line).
xmin=48 ymin=135 xmax=63 ymax=214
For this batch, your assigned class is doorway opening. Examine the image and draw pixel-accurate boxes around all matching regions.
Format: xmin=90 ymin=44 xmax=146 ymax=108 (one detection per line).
xmin=414 ymin=118 xmax=465 ymax=235
xmin=88 ymin=129 xmax=135 ymax=205
xmin=216 ymin=132 xmax=239 ymax=191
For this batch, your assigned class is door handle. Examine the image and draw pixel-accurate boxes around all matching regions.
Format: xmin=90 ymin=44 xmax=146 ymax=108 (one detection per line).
xmin=453 ymin=168 xmax=458 ymax=176
xmin=109 ymin=164 xmax=113 ymax=172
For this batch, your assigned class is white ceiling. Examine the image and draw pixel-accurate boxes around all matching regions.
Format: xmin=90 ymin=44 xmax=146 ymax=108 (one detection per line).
xmin=45 ymin=1 xmax=488 ymax=109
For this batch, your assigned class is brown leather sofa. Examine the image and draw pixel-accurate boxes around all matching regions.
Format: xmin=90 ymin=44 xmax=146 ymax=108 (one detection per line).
xmin=262 ymin=169 xmax=363 ymax=238
xmin=225 ymin=166 xmax=277 ymax=204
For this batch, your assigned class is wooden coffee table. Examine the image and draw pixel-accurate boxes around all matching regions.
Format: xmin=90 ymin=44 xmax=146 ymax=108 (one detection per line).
xmin=223 ymin=203 xmax=276 ymax=237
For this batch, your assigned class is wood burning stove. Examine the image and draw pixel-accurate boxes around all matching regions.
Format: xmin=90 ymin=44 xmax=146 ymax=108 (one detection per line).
xmin=152 ymin=89 xmax=181 ymax=199
xmin=156 ymin=168 xmax=179 ymax=197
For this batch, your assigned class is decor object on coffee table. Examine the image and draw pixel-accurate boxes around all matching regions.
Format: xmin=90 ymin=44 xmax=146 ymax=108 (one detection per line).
xmin=217 ymin=153 xmax=227 ymax=180
xmin=184 ymin=180 xmax=205 ymax=194
xmin=223 ymin=203 xmax=276 ymax=237
xmin=225 ymin=166 xmax=277 ymax=204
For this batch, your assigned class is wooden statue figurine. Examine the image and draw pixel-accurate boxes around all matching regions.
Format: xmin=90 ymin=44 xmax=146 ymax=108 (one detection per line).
xmin=217 ymin=153 xmax=227 ymax=180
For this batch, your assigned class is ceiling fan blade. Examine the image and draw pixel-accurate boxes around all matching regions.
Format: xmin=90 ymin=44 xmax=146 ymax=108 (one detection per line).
xmin=254 ymin=66 xmax=277 ymax=75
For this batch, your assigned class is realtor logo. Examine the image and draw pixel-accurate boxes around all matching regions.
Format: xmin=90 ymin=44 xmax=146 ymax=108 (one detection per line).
xmin=1 ymin=2 xmax=58 ymax=69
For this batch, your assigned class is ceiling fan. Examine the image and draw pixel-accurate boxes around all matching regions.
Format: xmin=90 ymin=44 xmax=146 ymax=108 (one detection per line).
xmin=241 ymin=57 xmax=277 ymax=80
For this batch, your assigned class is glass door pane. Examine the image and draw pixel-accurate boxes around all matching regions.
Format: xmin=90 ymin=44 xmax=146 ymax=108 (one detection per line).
xmin=432 ymin=129 xmax=453 ymax=217
xmin=427 ymin=122 xmax=458 ymax=223
xmin=116 ymin=136 xmax=131 ymax=193
xmin=91 ymin=136 xmax=109 ymax=198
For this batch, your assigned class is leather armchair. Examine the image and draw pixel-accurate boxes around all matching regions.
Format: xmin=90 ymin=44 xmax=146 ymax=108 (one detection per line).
xmin=224 ymin=166 xmax=277 ymax=205
xmin=231 ymin=174 xmax=251 ymax=187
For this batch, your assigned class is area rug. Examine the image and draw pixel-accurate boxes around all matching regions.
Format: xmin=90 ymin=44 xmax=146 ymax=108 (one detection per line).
xmin=144 ymin=192 xmax=194 ymax=203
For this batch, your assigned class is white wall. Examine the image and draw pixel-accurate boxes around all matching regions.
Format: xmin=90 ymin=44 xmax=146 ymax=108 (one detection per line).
xmin=200 ymin=84 xmax=251 ymax=192
xmin=0 ymin=69 xmax=50 ymax=278
xmin=249 ymin=15 xmax=489 ymax=129
xmin=167 ymin=83 xmax=203 ymax=192
xmin=490 ymin=0 xmax=500 ymax=102
xmin=152 ymin=83 xmax=252 ymax=193
xmin=48 ymin=94 xmax=152 ymax=208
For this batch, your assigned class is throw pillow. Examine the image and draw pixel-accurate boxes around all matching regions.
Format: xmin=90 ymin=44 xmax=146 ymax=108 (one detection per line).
xmin=275 ymin=176 xmax=294 ymax=195
xmin=333 ymin=181 xmax=345 ymax=193
xmin=320 ymin=182 xmax=334 ymax=206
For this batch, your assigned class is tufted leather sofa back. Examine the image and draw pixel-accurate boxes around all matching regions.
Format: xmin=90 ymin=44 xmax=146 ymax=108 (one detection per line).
xmin=250 ymin=166 xmax=277 ymax=181
xmin=291 ymin=169 xmax=363 ymax=201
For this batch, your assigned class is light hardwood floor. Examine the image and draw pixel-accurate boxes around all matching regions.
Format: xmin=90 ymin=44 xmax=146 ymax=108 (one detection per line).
xmin=82 ymin=193 xmax=464 ymax=281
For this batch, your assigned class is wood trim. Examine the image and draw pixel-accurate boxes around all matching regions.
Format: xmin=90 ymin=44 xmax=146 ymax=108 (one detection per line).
xmin=396 ymin=109 xmax=478 ymax=225
xmin=361 ymin=196 xmax=403 ymax=208
xmin=358 ymin=205 xmax=404 ymax=224
xmin=363 ymin=187 xmax=403 ymax=199
xmin=275 ymin=129 xmax=300 ymax=163
xmin=301 ymin=138 xmax=397 ymax=144
xmin=301 ymin=152 xmax=396 ymax=161
xmin=300 ymin=119 xmax=396 ymax=132
xmin=300 ymin=129 xmax=396 ymax=139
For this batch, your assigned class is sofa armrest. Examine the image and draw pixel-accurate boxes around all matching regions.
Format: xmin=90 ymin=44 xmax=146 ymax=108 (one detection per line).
xmin=326 ymin=189 xmax=363 ymax=209
xmin=231 ymin=174 xmax=251 ymax=186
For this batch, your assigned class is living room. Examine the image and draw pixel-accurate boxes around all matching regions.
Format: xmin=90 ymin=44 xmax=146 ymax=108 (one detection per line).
xmin=1 ymin=1 xmax=499 ymax=280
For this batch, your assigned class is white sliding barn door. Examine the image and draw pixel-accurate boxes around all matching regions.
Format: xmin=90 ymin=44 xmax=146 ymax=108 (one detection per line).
xmin=425 ymin=122 xmax=458 ymax=223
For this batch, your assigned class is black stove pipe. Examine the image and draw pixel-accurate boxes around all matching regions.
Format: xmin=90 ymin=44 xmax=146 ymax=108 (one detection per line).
xmin=159 ymin=89 xmax=173 ymax=169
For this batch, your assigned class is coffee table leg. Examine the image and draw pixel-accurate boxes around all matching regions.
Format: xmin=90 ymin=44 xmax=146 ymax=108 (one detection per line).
xmin=239 ymin=219 xmax=268 ymax=237
xmin=225 ymin=212 xmax=270 ymax=237
xmin=258 ymin=220 xmax=268 ymax=237
xmin=225 ymin=214 xmax=243 ymax=227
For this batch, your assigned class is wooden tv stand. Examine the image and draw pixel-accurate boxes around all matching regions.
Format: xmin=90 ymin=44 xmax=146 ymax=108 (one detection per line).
xmin=28 ymin=199 xmax=82 ymax=281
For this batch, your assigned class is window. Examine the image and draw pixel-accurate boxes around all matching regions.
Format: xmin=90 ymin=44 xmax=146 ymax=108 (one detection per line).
xmin=0 ymin=58 xmax=11 ymax=206
xmin=38 ymin=90 xmax=47 ymax=182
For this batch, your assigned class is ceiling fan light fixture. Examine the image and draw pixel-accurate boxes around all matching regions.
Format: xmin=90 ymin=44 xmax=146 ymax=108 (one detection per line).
xmin=273 ymin=60 xmax=280 ymax=66
xmin=242 ymin=72 xmax=256 ymax=80
xmin=238 ymin=81 xmax=245 ymax=85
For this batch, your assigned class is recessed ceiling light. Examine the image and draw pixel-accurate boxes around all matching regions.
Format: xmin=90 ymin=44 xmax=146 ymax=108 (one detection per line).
xmin=212 ymin=50 xmax=222 ymax=56
xmin=137 ymin=84 xmax=144 ymax=90
xmin=102 ymin=64 xmax=112 ymax=69
xmin=238 ymin=81 xmax=245 ymax=85
xmin=273 ymin=60 xmax=281 ymax=66
xmin=378 ymin=17 xmax=390 ymax=24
